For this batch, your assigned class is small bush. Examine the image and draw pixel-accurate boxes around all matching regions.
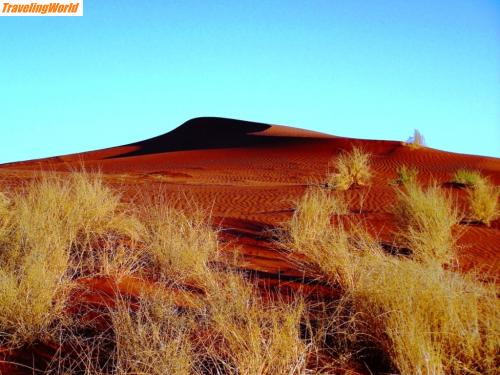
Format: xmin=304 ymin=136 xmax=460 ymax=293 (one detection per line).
xmin=0 ymin=171 xmax=143 ymax=346
xmin=356 ymin=257 xmax=500 ymax=375
xmin=144 ymin=204 xmax=219 ymax=286
xmin=327 ymin=147 xmax=372 ymax=190
xmin=394 ymin=182 xmax=458 ymax=265
xmin=284 ymin=191 xmax=499 ymax=374
xmin=391 ymin=165 xmax=418 ymax=186
xmin=451 ymin=169 xmax=484 ymax=188
xmin=287 ymin=188 xmax=348 ymax=252
xmin=407 ymin=129 xmax=425 ymax=148
xmin=286 ymin=189 xmax=364 ymax=290
xmin=206 ymin=273 xmax=309 ymax=374
xmin=467 ymin=181 xmax=500 ymax=226
xmin=112 ymin=293 xmax=195 ymax=375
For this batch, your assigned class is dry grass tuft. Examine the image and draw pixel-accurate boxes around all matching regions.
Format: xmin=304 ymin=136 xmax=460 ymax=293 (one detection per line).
xmin=0 ymin=178 xmax=71 ymax=346
xmin=466 ymin=178 xmax=500 ymax=227
xmin=143 ymin=203 xmax=219 ymax=286
xmin=108 ymin=273 xmax=310 ymax=375
xmin=283 ymin=186 xmax=499 ymax=374
xmin=0 ymin=191 xmax=11 ymax=244
xmin=287 ymin=188 xmax=348 ymax=252
xmin=447 ymin=169 xmax=499 ymax=226
xmin=327 ymin=146 xmax=372 ymax=190
xmin=451 ymin=169 xmax=484 ymax=188
xmin=0 ymin=171 xmax=143 ymax=346
xmin=355 ymin=257 xmax=500 ymax=375
xmin=286 ymin=189 xmax=368 ymax=290
xmin=112 ymin=292 xmax=195 ymax=375
xmin=205 ymin=273 xmax=309 ymax=374
xmin=394 ymin=181 xmax=458 ymax=265
xmin=391 ymin=165 xmax=418 ymax=186
xmin=448 ymin=169 xmax=499 ymax=226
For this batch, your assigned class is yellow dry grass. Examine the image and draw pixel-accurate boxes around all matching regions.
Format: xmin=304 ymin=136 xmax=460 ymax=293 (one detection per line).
xmin=394 ymin=181 xmax=459 ymax=265
xmin=0 ymin=171 xmax=143 ymax=346
xmin=448 ymin=169 xmax=500 ymax=226
xmin=285 ymin=187 xmax=359 ymax=290
xmin=112 ymin=292 xmax=195 ymax=375
xmin=205 ymin=273 xmax=309 ymax=374
xmin=356 ymin=255 xmax=499 ymax=375
xmin=451 ymin=169 xmax=484 ymax=188
xmin=327 ymin=146 xmax=372 ymax=190
xmin=0 ymin=170 xmax=498 ymax=375
xmin=288 ymin=188 xmax=348 ymax=251
xmin=392 ymin=165 xmax=419 ymax=186
xmin=143 ymin=203 xmax=219 ymax=286
xmin=0 ymin=191 xmax=10 ymax=242
xmin=466 ymin=178 xmax=500 ymax=227
xmin=286 ymin=188 xmax=499 ymax=374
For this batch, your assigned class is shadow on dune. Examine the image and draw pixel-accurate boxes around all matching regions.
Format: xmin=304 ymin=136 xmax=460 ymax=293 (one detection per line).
xmin=108 ymin=117 xmax=320 ymax=159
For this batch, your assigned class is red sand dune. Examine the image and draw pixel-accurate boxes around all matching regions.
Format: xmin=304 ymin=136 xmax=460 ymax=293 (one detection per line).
xmin=0 ymin=117 xmax=499 ymax=373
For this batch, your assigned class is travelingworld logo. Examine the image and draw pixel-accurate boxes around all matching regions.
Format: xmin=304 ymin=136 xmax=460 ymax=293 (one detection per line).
xmin=1 ymin=0 xmax=83 ymax=16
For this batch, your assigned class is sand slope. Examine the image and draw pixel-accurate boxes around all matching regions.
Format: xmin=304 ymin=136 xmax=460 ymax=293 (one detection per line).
xmin=0 ymin=117 xmax=499 ymax=373
xmin=2 ymin=117 xmax=498 ymax=276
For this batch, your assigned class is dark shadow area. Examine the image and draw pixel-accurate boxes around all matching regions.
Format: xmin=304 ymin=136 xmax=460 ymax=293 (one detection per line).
xmin=442 ymin=181 xmax=468 ymax=189
xmin=108 ymin=117 xmax=321 ymax=159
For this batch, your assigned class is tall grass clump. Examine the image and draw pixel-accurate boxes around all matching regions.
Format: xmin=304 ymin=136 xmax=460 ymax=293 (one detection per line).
xmin=0 ymin=171 xmax=142 ymax=346
xmin=0 ymin=178 xmax=70 ymax=345
xmin=109 ymin=273 xmax=309 ymax=375
xmin=205 ymin=273 xmax=309 ymax=374
xmin=407 ymin=129 xmax=425 ymax=148
xmin=0 ymin=191 xmax=11 ymax=244
xmin=391 ymin=165 xmax=418 ymax=186
xmin=284 ymin=188 xmax=499 ymax=374
xmin=286 ymin=189 xmax=361 ymax=290
xmin=467 ymin=182 xmax=500 ymax=226
xmin=112 ymin=293 xmax=195 ymax=375
xmin=450 ymin=169 xmax=499 ymax=226
xmin=144 ymin=204 xmax=219 ymax=286
xmin=355 ymin=257 xmax=500 ymax=375
xmin=327 ymin=146 xmax=372 ymax=190
xmin=394 ymin=181 xmax=458 ymax=265
xmin=288 ymin=188 xmax=348 ymax=251
xmin=451 ymin=169 xmax=484 ymax=188
xmin=462 ymin=175 xmax=500 ymax=227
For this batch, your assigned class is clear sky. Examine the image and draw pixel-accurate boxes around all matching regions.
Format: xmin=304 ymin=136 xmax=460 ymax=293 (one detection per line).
xmin=1 ymin=0 xmax=499 ymax=163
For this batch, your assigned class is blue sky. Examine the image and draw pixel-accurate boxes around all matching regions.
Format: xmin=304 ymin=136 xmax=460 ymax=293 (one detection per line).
xmin=1 ymin=0 xmax=499 ymax=163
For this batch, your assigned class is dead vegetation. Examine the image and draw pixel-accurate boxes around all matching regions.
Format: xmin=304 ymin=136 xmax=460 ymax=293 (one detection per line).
xmin=391 ymin=165 xmax=419 ymax=186
xmin=451 ymin=169 xmax=484 ymax=188
xmin=327 ymin=146 xmax=372 ymax=190
xmin=143 ymin=203 xmax=220 ymax=286
xmin=449 ymin=169 xmax=499 ymax=226
xmin=287 ymin=180 xmax=499 ymax=374
xmin=0 ymin=172 xmax=312 ymax=374
xmin=466 ymin=181 xmax=500 ymax=226
xmin=394 ymin=181 xmax=459 ymax=265
xmin=0 ymin=171 xmax=498 ymax=374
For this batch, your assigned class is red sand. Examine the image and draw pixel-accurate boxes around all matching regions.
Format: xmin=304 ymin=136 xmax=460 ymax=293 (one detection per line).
xmin=0 ymin=117 xmax=499 ymax=373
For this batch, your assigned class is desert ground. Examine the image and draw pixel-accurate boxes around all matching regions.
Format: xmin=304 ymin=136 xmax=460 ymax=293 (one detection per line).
xmin=0 ymin=117 xmax=498 ymax=374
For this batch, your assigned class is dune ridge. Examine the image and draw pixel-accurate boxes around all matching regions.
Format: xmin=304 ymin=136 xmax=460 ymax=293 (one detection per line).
xmin=0 ymin=117 xmax=499 ymax=374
